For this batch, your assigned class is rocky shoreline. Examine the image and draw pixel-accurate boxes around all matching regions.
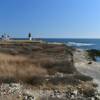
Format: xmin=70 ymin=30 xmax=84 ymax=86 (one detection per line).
xmin=0 ymin=82 xmax=99 ymax=100
xmin=74 ymin=48 xmax=100 ymax=99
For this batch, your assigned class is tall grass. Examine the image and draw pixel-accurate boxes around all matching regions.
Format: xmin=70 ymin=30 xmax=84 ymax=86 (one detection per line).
xmin=0 ymin=42 xmax=77 ymax=85
xmin=0 ymin=53 xmax=47 ymax=83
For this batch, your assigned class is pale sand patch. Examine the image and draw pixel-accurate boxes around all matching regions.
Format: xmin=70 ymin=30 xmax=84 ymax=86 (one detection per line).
xmin=74 ymin=49 xmax=100 ymax=91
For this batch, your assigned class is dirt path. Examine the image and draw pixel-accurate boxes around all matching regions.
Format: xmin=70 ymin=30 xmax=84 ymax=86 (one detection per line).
xmin=74 ymin=49 xmax=100 ymax=91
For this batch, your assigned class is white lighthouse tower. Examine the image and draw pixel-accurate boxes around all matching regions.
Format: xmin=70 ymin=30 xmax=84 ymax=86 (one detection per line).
xmin=28 ymin=33 xmax=32 ymax=40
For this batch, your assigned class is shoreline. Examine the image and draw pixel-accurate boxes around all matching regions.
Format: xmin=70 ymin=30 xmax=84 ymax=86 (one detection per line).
xmin=0 ymin=42 xmax=98 ymax=99
xmin=74 ymin=48 xmax=100 ymax=92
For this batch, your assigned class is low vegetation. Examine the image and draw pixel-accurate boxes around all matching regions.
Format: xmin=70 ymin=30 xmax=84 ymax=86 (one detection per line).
xmin=0 ymin=42 xmax=93 ymax=86
xmin=87 ymin=49 xmax=100 ymax=61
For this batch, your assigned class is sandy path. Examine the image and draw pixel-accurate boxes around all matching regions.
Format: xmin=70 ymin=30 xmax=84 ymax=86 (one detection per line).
xmin=74 ymin=49 xmax=100 ymax=91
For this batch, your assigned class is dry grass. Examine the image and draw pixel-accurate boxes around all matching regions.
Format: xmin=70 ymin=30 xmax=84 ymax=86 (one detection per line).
xmin=0 ymin=53 xmax=47 ymax=82
xmin=0 ymin=95 xmax=22 ymax=100
xmin=0 ymin=42 xmax=78 ymax=85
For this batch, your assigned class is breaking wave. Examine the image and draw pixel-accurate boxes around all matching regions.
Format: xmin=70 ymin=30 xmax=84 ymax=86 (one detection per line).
xmin=67 ymin=42 xmax=95 ymax=47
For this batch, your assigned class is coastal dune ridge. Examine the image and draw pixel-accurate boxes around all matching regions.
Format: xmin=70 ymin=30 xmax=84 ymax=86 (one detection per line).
xmin=0 ymin=41 xmax=77 ymax=83
xmin=0 ymin=41 xmax=93 ymax=83
xmin=0 ymin=41 xmax=98 ymax=100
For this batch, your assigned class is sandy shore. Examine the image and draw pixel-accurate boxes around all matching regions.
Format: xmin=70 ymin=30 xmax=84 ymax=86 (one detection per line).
xmin=74 ymin=49 xmax=100 ymax=91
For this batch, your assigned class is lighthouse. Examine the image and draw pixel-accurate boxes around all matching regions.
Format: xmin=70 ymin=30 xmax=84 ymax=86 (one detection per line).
xmin=28 ymin=33 xmax=32 ymax=40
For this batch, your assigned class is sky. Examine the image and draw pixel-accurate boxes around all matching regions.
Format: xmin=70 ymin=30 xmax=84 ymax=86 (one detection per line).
xmin=0 ymin=0 xmax=100 ymax=38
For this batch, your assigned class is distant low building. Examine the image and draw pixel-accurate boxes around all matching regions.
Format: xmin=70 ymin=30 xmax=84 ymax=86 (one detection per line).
xmin=1 ymin=33 xmax=10 ymax=41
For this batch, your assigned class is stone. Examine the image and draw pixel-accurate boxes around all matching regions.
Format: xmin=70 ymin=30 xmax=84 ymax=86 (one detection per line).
xmin=23 ymin=90 xmax=34 ymax=100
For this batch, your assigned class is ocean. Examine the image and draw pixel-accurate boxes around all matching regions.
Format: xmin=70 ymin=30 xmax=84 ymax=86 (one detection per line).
xmin=42 ymin=38 xmax=100 ymax=50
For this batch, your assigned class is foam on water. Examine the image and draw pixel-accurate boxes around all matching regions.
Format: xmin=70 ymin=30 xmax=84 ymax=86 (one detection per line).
xmin=67 ymin=42 xmax=95 ymax=47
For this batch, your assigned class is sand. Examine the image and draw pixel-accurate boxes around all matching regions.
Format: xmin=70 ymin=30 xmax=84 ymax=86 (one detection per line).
xmin=74 ymin=49 xmax=100 ymax=91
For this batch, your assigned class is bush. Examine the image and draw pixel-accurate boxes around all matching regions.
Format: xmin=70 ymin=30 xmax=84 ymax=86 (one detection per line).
xmin=83 ymin=88 xmax=96 ymax=97
xmin=87 ymin=49 xmax=100 ymax=61
xmin=25 ymin=76 xmax=46 ymax=85
xmin=74 ymin=74 xmax=93 ymax=81
xmin=48 ymin=76 xmax=80 ymax=85
xmin=0 ymin=77 xmax=17 ymax=84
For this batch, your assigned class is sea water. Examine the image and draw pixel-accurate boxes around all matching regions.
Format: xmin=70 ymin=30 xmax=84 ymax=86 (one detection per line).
xmin=43 ymin=38 xmax=100 ymax=50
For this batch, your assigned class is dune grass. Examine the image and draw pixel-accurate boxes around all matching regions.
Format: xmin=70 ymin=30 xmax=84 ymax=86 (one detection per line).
xmin=0 ymin=42 xmax=92 ymax=86
xmin=0 ymin=40 xmax=35 ymax=44
xmin=0 ymin=53 xmax=47 ymax=83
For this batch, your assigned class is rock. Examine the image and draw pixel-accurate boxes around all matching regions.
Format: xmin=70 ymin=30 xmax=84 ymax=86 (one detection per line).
xmin=95 ymin=94 xmax=100 ymax=100
xmin=0 ymin=83 xmax=22 ymax=96
xmin=23 ymin=95 xmax=28 ymax=100
xmin=23 ymin=95 xmax=34 ymax=100
xmin=91 ymin=97 xmax=95 ymax=100
xmin=73 ymin=90 xmax=78 ymax=96
xmin=88 ymin=61 xmax=92 ymax=64
xmin=23 ymin=90 xmax=34 ymax=100
xmin=54 ymin=72 xmax=64 ymax=77
xmin=71 ymin=94 xmax=75 ymax=99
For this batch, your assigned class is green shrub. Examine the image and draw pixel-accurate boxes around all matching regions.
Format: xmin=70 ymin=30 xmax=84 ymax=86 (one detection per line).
xmin=74 ymin=74 xmax=93 ymax=81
